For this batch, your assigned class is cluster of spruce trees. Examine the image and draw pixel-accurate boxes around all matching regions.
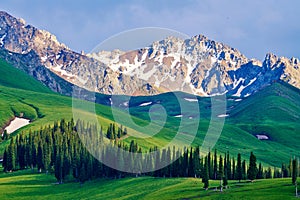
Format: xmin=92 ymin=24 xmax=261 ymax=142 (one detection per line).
xmin=1 ymin=119 xmax=299 ymax=187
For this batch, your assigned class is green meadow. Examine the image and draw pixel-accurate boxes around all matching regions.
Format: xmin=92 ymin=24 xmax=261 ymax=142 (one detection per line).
xmin=0 ymin=169 xmax=297 ymax=200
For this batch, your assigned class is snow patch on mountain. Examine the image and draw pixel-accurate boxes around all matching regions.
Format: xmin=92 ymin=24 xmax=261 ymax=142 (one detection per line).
xmin=184 ymin=98 xmax=198 ymax=102
xmin=1 ymin=11 xmax=300 ymax=98
xmin=0 ymin=33 xmax=6 ymax=46
xmin=139 ymin=102 xmax=152 ymax=107
xmin=174 ymin=114 xmax=183 ymax=118
xmin=217 ymin=114 xmax=229 ymax=118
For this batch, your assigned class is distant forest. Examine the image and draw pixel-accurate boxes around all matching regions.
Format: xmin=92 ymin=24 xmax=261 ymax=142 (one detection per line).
xmin=2 ymin=119 xmax=299 ymax=189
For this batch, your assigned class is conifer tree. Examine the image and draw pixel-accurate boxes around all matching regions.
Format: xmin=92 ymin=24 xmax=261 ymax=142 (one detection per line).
xmin=242 ymin=160 xmax=246 ymax=180
xmin=202 ymin=156 xmax=209 ymax=190
xmin=183 ymin=149 xmax=189 ymax=177
xmin=6 ymin=138 xmax=16 ymax=171
xmin=2 ymin=147 xmax=8 ymax=171
xmin=289 ymin=158 xmax=293 ymax=177
xmin=188 ymin=147 xmax=194 ymax=177
xmin=193 ymin=146 xmax=201 ymax=178
xmin=54 ymin=146 xmax=64 ymax=183
xmin=292 ymin=158 xmax=298 ymax=196
xmin=266 ymin=167 xmax=272 ymax=179
xmin=282 ymin=163 xmax=289 ymax=178
xmin=226 ymin=152 xmax=231 ymax=180
xmin=232 ymin=158 xmax=236 ymax=180
xmin=43 ymin=143 xmax=51 ymax=174
xmin=2 ymin=130 xmax=9 ymax=140
xmin=218 ymin=155 xmax=223 ymax=191
xmin=247 ymin=152 xmax=258 ymax=182
xmin=257 ymin=163 xmax=263 ymax=179
xmin=236 ymin=153 xmax=242 ymax=182
xmin=223 ymin=153 xmax=228 ymax=188
xmin=160 ymin=148 xmax=168 ymax=177
xmin=79 ymin=163 xmax=87 ymax=185
xmin=166 ymin=147 xmax=172 ymax=177
xmin=213 ymin=149 xmax=218 ymax=180
xmin=292 ymin=158 xmax=298 ymax=185
xmin=37 ymin=140 xmax=44 ymax=172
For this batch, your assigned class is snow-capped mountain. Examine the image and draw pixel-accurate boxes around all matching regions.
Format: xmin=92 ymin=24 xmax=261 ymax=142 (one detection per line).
xmin=88 ymin=35 xmax=300 ymax=98
xmin=88 ymin=35 xmax=250 ymax=96
xmin=0 ymin=11 xmax=299 ymax=98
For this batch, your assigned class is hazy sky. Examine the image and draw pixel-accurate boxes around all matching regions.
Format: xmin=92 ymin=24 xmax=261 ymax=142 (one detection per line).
xmin=2 ymin=0 xmax=300 ymax=60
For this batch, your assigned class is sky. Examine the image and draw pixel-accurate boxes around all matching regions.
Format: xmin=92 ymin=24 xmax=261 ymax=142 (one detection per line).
xmin=2 ymin=0 xmax=300 ymax=60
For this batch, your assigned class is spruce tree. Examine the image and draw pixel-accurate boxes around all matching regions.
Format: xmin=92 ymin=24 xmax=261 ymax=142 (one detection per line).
xmin=202 ymin=156 xmax=209 ymax=190
xmin=37 ymin=140 xmax=44 ymax=172
xmin=2 ymin=130 xmax=9 ymax=140
xmin=188 ymin=147 xmax=194 ymax=177
xmin=266 ymin=167 xmax=272 ymax=179
xmin=236 ymin=153 xmax=242 ymax=182
xmin=292 ymin=158 xmax=298 ymax=185
xmin=289 ymin=158 xmax=293 ymax=177
xmin=79 ymin=163 xmax=87 ymax=185
xmin=273 ymin=167 xmax=281 ymax=178
xmin=292 ymin=158 xmax=298 ymax=197
xmin=223 ymin=168 xmax=228 ymax=189
xmin=223 ymin=153 xmax=228 ymax=188
xmin=257 ymin=163 xmax=263 ymax=179
xmin=54 ymin=146 xmax=64 ymax=183
xmin=18 ymin=133 xmax=26 ymax=169
xmin=43 ymin=133 xmax=52 ymax=174
xmin=2 ymin=147 xmax=8 ymax=171
xmin=166 ymin=147 xmax=172 ymax=177
xmin=242 ymin=160 xmax=246 ymax=180
xmin=213 ymin=149 xmax=218 ymax=180
xmin=193 ymin=146 xmax=201 ymax=178
xmin=232 ymin=158 xmax=235 ymax=180
xmin=183 ymin=149 xmax=189 ymax=177
xmin=226 ymin=152 xmax=231 ymax=180
xmin=282 ymin=163 xmax=289 ymax=178
xmin=247 ymin=152 xmax=258 ymax=182
xmin=7 ymin=138 xmax=16 ymax=171
xmin=218 ymin=155 xmax=223 ymax=191
xmin=161 ymin=148 xmax=168 ymax=177
xmin=208 ymin=151 xmax=213 ymax=179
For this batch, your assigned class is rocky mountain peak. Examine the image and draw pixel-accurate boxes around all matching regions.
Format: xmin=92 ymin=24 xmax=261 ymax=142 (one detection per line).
xmin=0 ymin=11 xmax=300 ymax=98
xmin=0 ymin=11 xmax=69 ymax=55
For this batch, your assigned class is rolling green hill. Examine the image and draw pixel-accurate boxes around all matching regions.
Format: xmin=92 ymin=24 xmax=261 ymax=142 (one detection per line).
xmin=0 ymin=58 xmax=53 ymax=94
xmin=0 ymin=57 xmax=300 ymax=168
xmin=0 ymin=53 xmax=300 ymax=199
xmin=0 ymin=169 xmax=297 ymax=200
xmin=113 ymin=82 xmax=300 ymax=167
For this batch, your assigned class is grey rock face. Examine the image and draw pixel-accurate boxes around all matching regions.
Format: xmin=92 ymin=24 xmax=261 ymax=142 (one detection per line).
xmin=1 ymin=11 xmax=299 ymax=98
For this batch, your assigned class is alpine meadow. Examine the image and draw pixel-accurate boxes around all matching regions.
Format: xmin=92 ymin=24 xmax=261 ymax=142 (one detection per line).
xmin=0 ymin=3 xmax=300 ymax=199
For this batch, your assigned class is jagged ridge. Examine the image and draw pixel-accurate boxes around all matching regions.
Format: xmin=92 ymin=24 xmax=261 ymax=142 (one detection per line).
xmin=0 ymin=11 xmax=299 ymax=98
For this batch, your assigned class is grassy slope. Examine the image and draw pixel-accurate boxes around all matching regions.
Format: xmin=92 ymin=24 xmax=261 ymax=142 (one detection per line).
xmin=0 ymin=58 xmax=52 ymax=128
xmin=0 ymin=56 xmax=300 ymax=199
xmin=0 ymin=169 xmax=297 ymax=200
xmin=223 ymin=82 xmax=300 ymax=166
xmin=0 ymin=58 xmax=300 ymax=167
xmin=119 ymin=82 xmax=300 ymax=167
xmin=0 ymin=58 xmax=53 ymax=94
xmin=0 ymin=84 xmax=165 ymax=154
xmin=0 ymin=60 xmax=151 ymax=153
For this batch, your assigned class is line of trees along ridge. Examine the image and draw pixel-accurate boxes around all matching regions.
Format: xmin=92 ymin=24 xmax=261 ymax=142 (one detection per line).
xmin=1 ymin=119 xmax=299 ymax=188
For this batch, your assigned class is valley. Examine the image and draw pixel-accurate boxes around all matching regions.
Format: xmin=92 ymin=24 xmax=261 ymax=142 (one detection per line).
xmin=0 ymin=58 xmax=299 ymax=167
xmin=0 ymin=9 xmax=299 ymax=199
xmin=0 ymin=169 xmax=297 ymax=200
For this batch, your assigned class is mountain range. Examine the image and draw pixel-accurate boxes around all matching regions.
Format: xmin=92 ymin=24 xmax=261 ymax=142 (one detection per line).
xmin=0 ymin=11 xmax=299 ymax=99
xmin=0 ymin=10 xmax=300 ymax=168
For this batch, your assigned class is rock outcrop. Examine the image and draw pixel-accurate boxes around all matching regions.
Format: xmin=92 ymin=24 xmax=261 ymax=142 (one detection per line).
xmin=1 ymin=11 xmax=299 ymax=98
